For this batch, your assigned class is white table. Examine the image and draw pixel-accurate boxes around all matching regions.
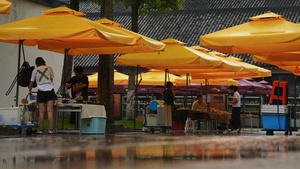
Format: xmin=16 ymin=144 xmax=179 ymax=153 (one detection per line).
xmin=54 ymin=104 xmax=106 ymax=133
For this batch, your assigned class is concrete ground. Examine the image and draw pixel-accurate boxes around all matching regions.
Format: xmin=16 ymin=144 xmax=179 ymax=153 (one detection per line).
xmin=0 ymin=129 xmax=300 ymax=169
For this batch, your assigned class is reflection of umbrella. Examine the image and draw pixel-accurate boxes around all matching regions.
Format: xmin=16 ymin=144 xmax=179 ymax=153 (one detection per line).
xmin=138 ymin=69 xmax=179 ymax=86
xmin=116 ymin=38 xmax=222 ymax=67
xmin=200 ymin=12 xmax=300 ymax=54
xmin=88 ymin=70 xmax=128 ymax=88
xmin=0 ymin=0 xmax=11 ymax=14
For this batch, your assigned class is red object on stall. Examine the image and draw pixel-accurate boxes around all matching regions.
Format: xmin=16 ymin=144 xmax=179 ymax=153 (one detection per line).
xmin=269 ymin=80 xmax=288 ymax=105
xmin=172 ymin=121 xmax=185 ymax=131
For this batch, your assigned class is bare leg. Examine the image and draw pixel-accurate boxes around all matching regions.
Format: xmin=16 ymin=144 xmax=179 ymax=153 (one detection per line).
xmin=47 ymin=100 xmax=54 ymax=130
xmin=38 ymin=103 xmax=45 ymax=130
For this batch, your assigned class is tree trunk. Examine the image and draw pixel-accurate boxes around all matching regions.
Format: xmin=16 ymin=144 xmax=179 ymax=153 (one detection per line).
xmin=126 ymin=2 xmax=142 ymax=120
xmin=126 ymin=67 xmax=136 ymax=120
xmin=70 ymin=0 xmax=79 ymax=11
xmin=97 ymin=55 xmax=114 ymax=124
xmin=131 ymin=0 xmax=142 ymax=32
xmin=98 ymin=0 xmax=114 ymax=124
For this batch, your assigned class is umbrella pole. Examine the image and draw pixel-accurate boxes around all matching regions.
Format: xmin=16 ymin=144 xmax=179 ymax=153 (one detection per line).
xmin=15 ymin=40 xmax=24 ymax=107
xmin=205 ymin=79 xmax=208 ymax=103
xmin=134 ymin=65 xmax=141 ymax=131
xmin=164 ymin=69 xmax=168 ymax=90
xmin=184 ymin=74 xmax=189 ymax=107
xmin=201 ymin=83 xmax=203 ymax=95
xmin=294 ymin=76 xmax=297 ymax=131
xmin=151 ymin=86 xmax=154 ymax=100
xmin=15 ymin=41 xmax=21 ymax=107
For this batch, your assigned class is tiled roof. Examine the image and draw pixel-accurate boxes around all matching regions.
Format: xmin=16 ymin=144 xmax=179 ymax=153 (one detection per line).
xmin=29 ymin=0 xmax=69 ymax=8
xmin=74 ymin=0 xmax=300 ymax=70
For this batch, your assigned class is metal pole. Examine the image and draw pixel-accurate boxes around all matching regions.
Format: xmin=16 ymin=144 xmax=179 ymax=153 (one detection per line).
xmin=294 ymin=76 xmax=297 ymax=131
xmin=164 ymin=69 xmax=167 ymax=90
xmin=134 ymin=66 xmax=139 ymax=131
xmin=184 ymin=74 xmax=189 ymax=107
xmin=15 ymin=40 xmax=23 ymax=107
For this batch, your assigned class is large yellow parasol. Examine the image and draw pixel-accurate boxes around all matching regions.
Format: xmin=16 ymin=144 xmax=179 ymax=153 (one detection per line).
xmin=88 ymin=70 xmax=128 ymax=88
xmin=200 ymin=12 xmax=300 ymax=54
xmin=0 ymin=0 xmax=11 ymax=14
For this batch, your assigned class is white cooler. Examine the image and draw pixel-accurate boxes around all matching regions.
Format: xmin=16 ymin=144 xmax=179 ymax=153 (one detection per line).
xmin=0 ymin=107 xmax=22 ymax=125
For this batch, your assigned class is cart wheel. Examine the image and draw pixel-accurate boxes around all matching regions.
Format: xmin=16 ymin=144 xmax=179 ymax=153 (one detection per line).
xmin=289 ymin=131 xmax=292 ymax=135
xmin=149 ymin=128 xmax=155 ymax=134
xmin=285 ymin=131 xmax=289 ymax=136
xmin=266 ymin=130 xmax=274 ymax=136
xmin=17 ymin=128 xmax=22 ymax=135
xmin=160 ymin=128 xmax=167 ymax=133
xmin=26 ymin=128 xmax=33 ymax=135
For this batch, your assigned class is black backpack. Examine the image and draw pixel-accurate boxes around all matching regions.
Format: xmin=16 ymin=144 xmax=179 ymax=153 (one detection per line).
xmin=19 ymin=61 xmax=35 ymax=87
xmin=6 ymin=61 xmax=37 ymax=96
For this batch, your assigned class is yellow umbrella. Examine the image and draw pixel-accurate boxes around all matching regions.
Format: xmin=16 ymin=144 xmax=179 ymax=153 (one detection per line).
xmin=253 ymin=52 xmax=300 ymax=62
xmin=175 ymin=76 xmax=238 ymax=86
xmin=253 ymin=52 xmax=300 ymax=75
xmin=94 ymin=18 xmax=165 ymax=52
xmin=0 ymin=0 xmax=11 ymax=14
xmin=116 ymin=38 xmax=222 ymax=67
xmin=138 ymin=69 xmax=179 ymax=86
xmin=200 ymin=12 xmax=300 ymax=54
xmin=40 ymin=18 xmax=165 ymax=55
xmin=88 ymin=70 xmax=128 ymax=88
xmin=191 ymin=72 xmax=261 ymax=79
xmin=191 ymin=47 xmax=271 ymax=77
xmin=0 ymin=7 xmax=137 ymax=48
xmin=157 ymin=47 xmax=271 ymax=77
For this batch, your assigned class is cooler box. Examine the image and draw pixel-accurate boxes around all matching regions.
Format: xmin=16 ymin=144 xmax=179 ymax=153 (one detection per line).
xmin=261 ymin=105 xmax=290 ymax=130
xmin=0 ymin=107 xmax=22 ymax=125
xmin=157 ymin=105 xmax=172 ymax=127
xmin=81 ymin=117 xmax=107 ymax=134
xmin=145 ymin=114 xmax=158 ymax=126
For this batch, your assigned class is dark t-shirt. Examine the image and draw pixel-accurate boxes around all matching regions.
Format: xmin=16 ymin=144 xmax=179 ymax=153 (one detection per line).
xmin=67 ymin=75 xmax=89 ymax=99
xmin=163 ymin=89 xmax=174 ymax=106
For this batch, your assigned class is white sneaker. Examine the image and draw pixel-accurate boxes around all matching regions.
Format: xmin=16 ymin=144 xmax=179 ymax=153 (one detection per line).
xmin=232 ymin=130 xmax=238 ymax=134
xmin=36 ymin=130 xmax=43 ymax=134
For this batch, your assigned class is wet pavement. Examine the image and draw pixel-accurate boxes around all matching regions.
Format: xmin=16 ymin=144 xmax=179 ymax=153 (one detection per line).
xmin=1 ymin=131 xmax=300 ymax=169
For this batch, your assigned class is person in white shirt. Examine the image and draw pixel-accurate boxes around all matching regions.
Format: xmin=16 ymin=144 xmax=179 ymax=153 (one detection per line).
xmin=228 ymin=85 xmax=241 ymax=133
xmin=29 ymin=57 xmax=56 ymax=134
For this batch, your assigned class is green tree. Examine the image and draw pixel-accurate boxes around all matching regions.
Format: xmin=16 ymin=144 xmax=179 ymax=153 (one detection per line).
xmin=114 ymin=0 xmax=184 ymax=32
xmin=114 ymin=0 xmax=184 ymax=122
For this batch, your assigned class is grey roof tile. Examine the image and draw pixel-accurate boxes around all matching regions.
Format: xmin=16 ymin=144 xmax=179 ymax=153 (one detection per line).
xmin=74 ymin=0 xmax=300 ymax=70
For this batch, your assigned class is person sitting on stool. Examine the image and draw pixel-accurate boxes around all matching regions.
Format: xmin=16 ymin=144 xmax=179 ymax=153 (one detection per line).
xmin=192 ymin=94 xmax=208 ymax=111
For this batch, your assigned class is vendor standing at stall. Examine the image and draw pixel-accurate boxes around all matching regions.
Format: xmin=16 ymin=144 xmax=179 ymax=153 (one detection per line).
xmin=163 ymin=82 xmax=175 ymax=108
xmin=29 ymin=57 xmax=56 ymax=134
xmin=65 ymin=66 xmax=89 ymax=126
xmin=65 ymin=66 xmax=89 ymax=101
xmin=192 ymin=94 xmax=208 ymax=111
xmin=228 ymin=85 xmax=241 ymax=133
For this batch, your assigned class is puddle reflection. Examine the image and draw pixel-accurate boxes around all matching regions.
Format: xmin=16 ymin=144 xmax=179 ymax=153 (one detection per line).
xmin=0 ymin=135 xmax=300 ymax=169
